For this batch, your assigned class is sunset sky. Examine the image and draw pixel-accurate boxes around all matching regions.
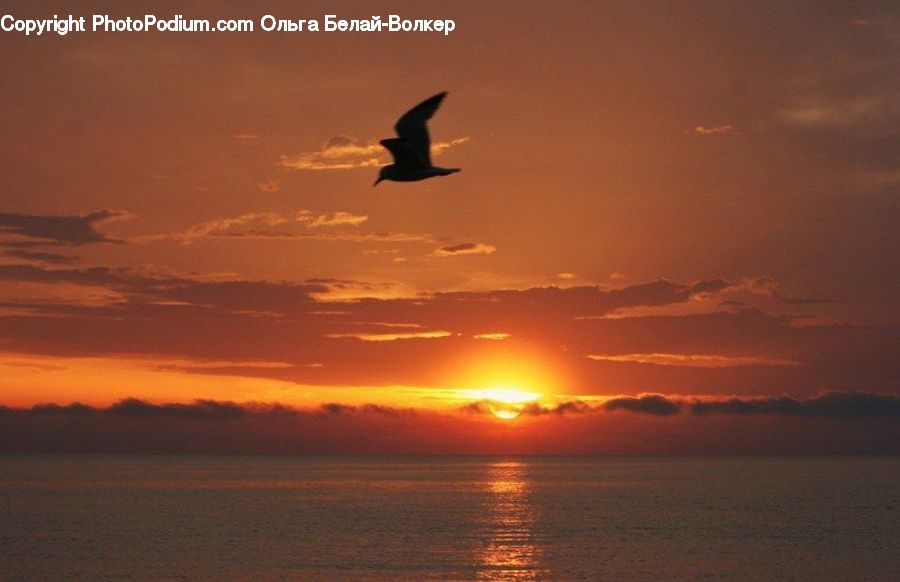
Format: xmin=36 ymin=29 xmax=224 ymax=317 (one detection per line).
xmin=1 ymin=1 xmax=897 ymax=453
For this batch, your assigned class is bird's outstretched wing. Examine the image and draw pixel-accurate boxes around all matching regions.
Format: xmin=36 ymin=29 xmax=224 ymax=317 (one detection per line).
xmin=379 ymin=138 xmax=427 ymax=169
xmin=394 ymin=92 xmax=447 ymax=167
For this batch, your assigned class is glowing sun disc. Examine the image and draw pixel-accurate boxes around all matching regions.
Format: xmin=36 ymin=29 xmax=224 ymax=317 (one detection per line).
xmin=488 ymin=403 xmax=524 ymax=420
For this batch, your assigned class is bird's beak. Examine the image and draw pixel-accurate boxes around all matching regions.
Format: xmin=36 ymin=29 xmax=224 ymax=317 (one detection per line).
xmin=373 ymin=177 xmax=384 ymax=187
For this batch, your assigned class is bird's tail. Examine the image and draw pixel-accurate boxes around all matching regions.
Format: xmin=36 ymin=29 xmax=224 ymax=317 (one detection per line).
xmin=441 ymin=168 xmax=461 ymax=176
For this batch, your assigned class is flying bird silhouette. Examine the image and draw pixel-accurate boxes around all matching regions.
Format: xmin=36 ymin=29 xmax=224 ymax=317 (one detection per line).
xmin=374 ymin=92 xmax=460 ymax=186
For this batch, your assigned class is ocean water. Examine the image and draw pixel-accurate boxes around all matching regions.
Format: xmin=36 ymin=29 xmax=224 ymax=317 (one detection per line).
xmin=0 ymin=456 xmax=897 ymax=581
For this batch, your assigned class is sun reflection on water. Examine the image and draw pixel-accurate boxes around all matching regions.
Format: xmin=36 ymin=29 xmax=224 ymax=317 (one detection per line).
xmin=476 ymin=461 xmax=546 ymax=580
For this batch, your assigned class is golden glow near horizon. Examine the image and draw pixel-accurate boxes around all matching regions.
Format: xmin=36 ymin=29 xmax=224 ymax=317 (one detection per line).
xmin=463 ymin=387 xmax=541 ymax=420
xmin=464 ymin=387 xmax=541 ymax=404
xmin=448 ymin=354 xmax=557 ymax=420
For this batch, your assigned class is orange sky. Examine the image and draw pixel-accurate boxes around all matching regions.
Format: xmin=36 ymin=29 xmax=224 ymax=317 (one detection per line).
xmin=0 ymin=1 xmax=898 ymax=452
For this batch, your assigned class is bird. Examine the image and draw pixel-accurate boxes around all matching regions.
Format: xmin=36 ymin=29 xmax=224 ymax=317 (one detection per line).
xmin=373 ymin=92 xmax=461 ymax=186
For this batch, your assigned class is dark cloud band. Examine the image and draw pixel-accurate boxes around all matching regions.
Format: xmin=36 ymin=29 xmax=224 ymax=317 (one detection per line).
xmin=0 ymin=210 xmax=130 ymax=246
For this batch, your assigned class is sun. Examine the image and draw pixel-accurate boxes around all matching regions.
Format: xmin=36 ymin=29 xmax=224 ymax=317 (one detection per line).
xmin=488 ymin=403 xmax=525 ymax=420
xmin=463 ymin=387 xmax=541 ymax=420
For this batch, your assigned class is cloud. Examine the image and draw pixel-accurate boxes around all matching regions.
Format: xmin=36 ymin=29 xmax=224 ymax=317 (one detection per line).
xmin=152 ymin=211 xmax=386 ymax=245
xmin=684 ymin=125 xmax=740 ymax=136
xmin=109 ymin=398 xmax=253 ymax=419
xmin=163 ymin=212 xmax=288 ymax=244
xmin=210 ymin=230 xmax=429 ymax=244
xmin=520 ymin=400 xmax=595 ymax=415
xmin=13 ymin=392 xmax=900 ymax=422
xmin=774 ymin=26 xmax=899 ymax=182
xmin=459 ymin=400 xmax=490 ymax=414
xmin=362 ymin=249 xmax=400 ymax=255
xmin=0 ymin=398 xmax=429 ymax=454
xmin=0 ymin=262 xmax=327 ymax=314
xmin=463 ymin=397 xmax=660 ymax=417
xmin=0 ymin=263 xmax=896 ymax=394
xmin=804 ymin=392 xmax=900 ymax=418
xmin=473 ymin=333 xmax=510 ymax=340
xmin=433 ymin=242 xmax=497 ymax=257
xmin=320 ymin=403 xmax=410 ymax=416
xmin=18 ymin=398 xmax=413 ymax=420
xmin=320 ymin=402 xmax=354 ymax=415
xmin=465 ymin=392 xmax=900 ymax=420
xmin=0 ymin=210 xmax=132 ymax=247
xmin=2 ymin=393 xmax=898 ymax=454
xmin=431 ymin=137 xmax=469 ymax=155
xmin=301 ymin=210 xmax=368 ymax=228
xmin=279 ymin=135 xmax=383 ymax=170
xmin=587 ymin=278 xmax=759 ymax=319
xmin=3 ymin=249 xmax=77 ymax=265
xmin=256 ymin=181 xmax=280 ymax=193
xmin=587 ymin=353 xmax=798 ymax=368
xmin=603 ymin=394 xmax=682 ymax=415
xmin=278 ymin=135 xmax=468 ymax=170
xmin=551 ymin=400 xmax=594 ymax=414
xmin=27 ymin=402 xmax=96 ymax=416
xmin=691 ymin=392 xmax=900 ymax=418
xmin=324 ymin=330 xmax=452 ymax=342
xmin=781 ymin=97 xmax=894 ymax=129
xmin=688 ymin=278 xmax=737 ymax=296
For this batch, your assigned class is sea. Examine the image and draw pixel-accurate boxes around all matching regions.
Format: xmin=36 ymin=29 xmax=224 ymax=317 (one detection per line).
xmin=1 ymin=456 xmax=897 ymax=580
